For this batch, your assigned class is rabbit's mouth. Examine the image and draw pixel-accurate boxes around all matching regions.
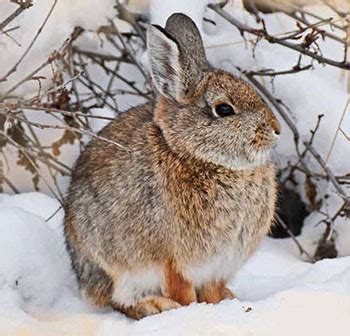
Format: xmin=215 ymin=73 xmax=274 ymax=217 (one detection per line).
xmin=247 ymin=132 xmax=279 ymax=164
xmin=209 ymin=148 xmax=272 ymax=171
xmin=270 ymin=132 xmax=280 ymax=148
xmin=248 ymin=148 xmax=272 ymax=167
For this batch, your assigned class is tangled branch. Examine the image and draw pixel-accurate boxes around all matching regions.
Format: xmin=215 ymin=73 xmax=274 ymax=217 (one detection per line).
xmin=0 ymin=0 xmax=349 ymax=262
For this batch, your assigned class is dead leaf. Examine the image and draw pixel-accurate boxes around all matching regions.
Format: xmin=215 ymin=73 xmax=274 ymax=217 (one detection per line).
xmin=305 ymin=175 xmax=321 ymax=210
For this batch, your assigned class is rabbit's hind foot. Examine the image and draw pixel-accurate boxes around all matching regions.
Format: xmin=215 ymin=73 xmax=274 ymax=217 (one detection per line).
xmin=112 ymin=296 xmax=181 ymax=320
xmin=77 ymin=265 xmax=114 ymax=309
xmin=197 ymin=281 xmax=234 ymax=304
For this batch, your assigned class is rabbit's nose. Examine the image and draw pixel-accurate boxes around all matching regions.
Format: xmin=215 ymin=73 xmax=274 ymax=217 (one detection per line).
xmin=263 ymin=108 xmax=281 ymax=136
xmin=270 ymin=116 xmax=281 ymax=136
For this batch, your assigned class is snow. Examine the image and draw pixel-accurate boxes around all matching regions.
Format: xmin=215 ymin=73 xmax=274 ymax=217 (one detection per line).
xmin=0 ymin=0 xmax=115 ymax=96
xmin=1 ymin=0 xmax=350 ymax=334
xmin=150 ymin=0 xmax=211 ymax=27
xmin=0 ymin=192 xmax=350 ymax=335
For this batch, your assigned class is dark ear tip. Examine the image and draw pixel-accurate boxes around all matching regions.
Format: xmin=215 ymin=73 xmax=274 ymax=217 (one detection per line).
xmin=165 ymin=12 xmax=197 ymax=29
xmin=166 ymin=12 xmax=192 ymax=21
xmin=148 ymin=24 xmax=164 ymax=34
xmin=147 ymin=24 xmax=178 ymax=44
xmin=151 ymin=24 xmax=162 ymax=30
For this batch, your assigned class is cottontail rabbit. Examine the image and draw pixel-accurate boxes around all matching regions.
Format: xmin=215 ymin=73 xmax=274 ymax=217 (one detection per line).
xmin=64 ymin=13 xmax=280 ymax=320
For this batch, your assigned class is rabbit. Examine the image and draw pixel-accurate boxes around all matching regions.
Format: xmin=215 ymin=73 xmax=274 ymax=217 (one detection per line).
xmin=64 ymin=13 xmax=281 ymax=320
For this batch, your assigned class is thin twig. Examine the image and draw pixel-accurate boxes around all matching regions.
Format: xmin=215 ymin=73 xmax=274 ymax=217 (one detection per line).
xmin=304 ymin=141 xmax=349 ymax=201
xmin=208 ymin=3 xmax=350 ymax=69
xmin=0 ymin=0 xmax=58 ymax=83
xmin=3 ymin=176 xmax=20 ymax=194
xmin=12 ymin=116 xmax=130 ymax=153
xmin=45 ymin=205 xmax=63 ymax=222
xmin=276 ymin=213 xmax=313 ymax=261
xmin=246 ymin=64 xmax=312 ymax=77
xmin=0 ymin=130 xmax=64 ymax=203
xmin=0 ymin=0 xmax=33 ymax=32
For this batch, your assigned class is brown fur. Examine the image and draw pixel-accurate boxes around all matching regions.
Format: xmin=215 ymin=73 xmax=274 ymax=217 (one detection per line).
xmin=164 ymin=261 xmax=197 ymax=305
xmin=63 ymin=13 xmax=280 ymax=319
xmin=112 ymin=297 xmax=181 ymax=320
xmin=197 ymin=281 xmax=234 ymax=304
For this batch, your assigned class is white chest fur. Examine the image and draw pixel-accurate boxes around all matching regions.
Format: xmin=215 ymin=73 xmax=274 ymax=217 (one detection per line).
xmin=111 ymin=244 xmax=243 ymax=306
xmin=183 ymin=243 xmax=244 ymax=288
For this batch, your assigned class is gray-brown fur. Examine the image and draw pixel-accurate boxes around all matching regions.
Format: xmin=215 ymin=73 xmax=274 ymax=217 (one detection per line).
xmin=64 ymin=13 xmax=280 ymax=320
xmin=165 ymin=13 xmax=208 ymax=70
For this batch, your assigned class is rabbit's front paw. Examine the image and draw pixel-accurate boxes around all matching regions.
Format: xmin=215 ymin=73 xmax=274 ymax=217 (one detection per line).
xmin=197 ymin=281 xmax=234 ymax=304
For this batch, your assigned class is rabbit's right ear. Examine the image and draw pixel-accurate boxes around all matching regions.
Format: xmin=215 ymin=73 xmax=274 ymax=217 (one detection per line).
xmin=147 ymin=25 xmax=203 ymax=102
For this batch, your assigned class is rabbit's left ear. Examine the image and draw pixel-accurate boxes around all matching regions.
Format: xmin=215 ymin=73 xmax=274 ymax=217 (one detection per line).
xmin=147 ymin=24 xmax=204 ymax=102
xmin=165 ymin=13 xmax=208 ymax=71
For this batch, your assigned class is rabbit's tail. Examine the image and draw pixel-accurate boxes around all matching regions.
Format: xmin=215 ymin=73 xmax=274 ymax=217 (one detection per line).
xmin=64 ymin=215 xmax=113 ymax=307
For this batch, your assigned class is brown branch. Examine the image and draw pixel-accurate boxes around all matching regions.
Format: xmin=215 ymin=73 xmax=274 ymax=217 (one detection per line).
xmin=21 ymin=113 xmax=65 ymax=199
xmin=13 ymin=105 xmax=115 ymax=121
xmin=304 ymin=141 xmax=349 ymax=202
xmin=1 ymin=57 xmax=53 ymax=99
xmin=0 ymin=0 xmax=33 ymax=32
xmin=323 ymin=0 xmax=349 ymax=19
xmin=282 ymin=114 xmax=324 ymax=185
xmin=114 ymin=0 xmax=147 ymax=44
xmin=287 ymin=12 xmax=344 ymax=44
xmin=11 ymin=115 xmax=130 ymax=153
xmin=0 ymin=27 xmax=83 ymax=101
xmin=208 ymin=3 xmax=350 ymax=70
xmin=81 ymin=56 xmax=151 ymax=99
xmin=108 ymin=19 xmax=152 ymax=88
xmin=275 ymin=213 xmax=313 ymax=261
xmin=246 ymin=64 xmax=312 ymax=77
xmin=45 ymin=205 xmax=63 ymax=222
xmin=0 ymin=0 xmax=58 ymax=83
xmin=72 ymin=47 xmax=133 ymax=63
xmin=3 ymin=176 xmax=20 ymax=194
xmin=296 ymin=7 xmax=346 ymax=32
xmin=1 ymin=130 xmax=64 ymax=203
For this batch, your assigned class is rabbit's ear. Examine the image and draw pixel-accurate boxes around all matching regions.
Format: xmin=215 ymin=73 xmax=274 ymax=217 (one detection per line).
xmin=147 ymin=25 xmax=203 ymax=101
xmin=165 ymin=13 xmax=208 ymax=70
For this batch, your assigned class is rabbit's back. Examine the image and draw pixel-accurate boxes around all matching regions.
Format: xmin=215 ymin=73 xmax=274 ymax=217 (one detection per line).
xmin=65 ymin=103 xmax=174 ymax=267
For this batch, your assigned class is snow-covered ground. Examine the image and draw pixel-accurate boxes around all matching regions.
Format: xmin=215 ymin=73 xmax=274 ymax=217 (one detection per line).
xmin=1 ymin=0 xmax=350 ymax=334
xmin=1 ymin=192 xmax=350 ymax=336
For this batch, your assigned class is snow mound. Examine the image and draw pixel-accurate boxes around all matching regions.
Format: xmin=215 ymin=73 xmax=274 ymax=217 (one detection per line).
xmin=1 ymin=0 xmax=350 ymax=334
xmin=0 ymin=194 xmax=70 ymax=311
xmin=1 ymin=192 xmax=350 ymax=335
xmin=0 ymin=0 xmax=115 ymax=96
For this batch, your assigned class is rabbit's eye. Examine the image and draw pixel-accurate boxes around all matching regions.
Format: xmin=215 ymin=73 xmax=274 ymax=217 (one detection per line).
xmin=213 ymin=103 xmax=235 ymax=117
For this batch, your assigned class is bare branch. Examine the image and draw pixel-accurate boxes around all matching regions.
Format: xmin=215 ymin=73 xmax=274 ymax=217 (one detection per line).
xmin=0 ymin=0 xmax=33 ymax=32
xmin=0 ymin=0 xmax=58 ymax=83
xmin=208 ymin=3 xmax=350 ymax=70
xmin=304 ymin=141 xmax=349 ymax=202
xmin=11 ymin=115 xmax=131 ymax=153
xmin=276 ymin=213 xmax=314 ymax=261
